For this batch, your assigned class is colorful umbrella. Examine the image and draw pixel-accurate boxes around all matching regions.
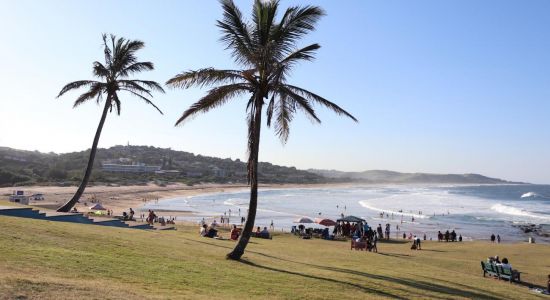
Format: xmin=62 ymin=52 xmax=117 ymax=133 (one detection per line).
xmin=315 ymin=218 xmax=337 ymax=226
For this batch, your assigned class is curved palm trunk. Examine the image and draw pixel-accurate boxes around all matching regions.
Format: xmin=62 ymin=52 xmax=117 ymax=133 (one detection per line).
xmin=57 ymin=98 xmax=110 ymax=212
xmin=227 ymin=98 xmax=263 ymax=260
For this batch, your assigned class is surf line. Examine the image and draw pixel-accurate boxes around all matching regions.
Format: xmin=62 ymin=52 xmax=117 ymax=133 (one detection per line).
xmin=358 ymin=200 xmax=430 ymax=219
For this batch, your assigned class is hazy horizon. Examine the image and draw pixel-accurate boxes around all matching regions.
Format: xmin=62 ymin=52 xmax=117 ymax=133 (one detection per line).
xmin=1 ymin=0 xmax=549 ymax=184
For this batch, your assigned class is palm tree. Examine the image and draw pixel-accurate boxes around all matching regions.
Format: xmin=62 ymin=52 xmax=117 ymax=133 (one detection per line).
xmin=167 ymin=0 xmax=357 ymax=260
xmin=56 ymin=34 xmax=164 ymax=212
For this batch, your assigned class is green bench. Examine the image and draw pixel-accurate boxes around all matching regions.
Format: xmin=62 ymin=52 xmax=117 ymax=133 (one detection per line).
xmin=480 ymin=261 xmax=521 ymax=283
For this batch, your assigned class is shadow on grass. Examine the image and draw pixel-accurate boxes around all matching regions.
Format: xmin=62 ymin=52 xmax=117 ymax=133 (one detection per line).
xmin=377 ymin=253 xmax=411 ymax=258
xmin=239 ymin=259 xmax=407 ymax=299
xmin=378 ymin=239 xmax=409 ymax=244
xmin=244 ymin=252 xmax=503 ymax=300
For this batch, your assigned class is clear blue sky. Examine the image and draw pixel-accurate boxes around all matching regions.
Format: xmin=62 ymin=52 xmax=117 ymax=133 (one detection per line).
xmin=1 ymin=0 xmax=549 ymax=183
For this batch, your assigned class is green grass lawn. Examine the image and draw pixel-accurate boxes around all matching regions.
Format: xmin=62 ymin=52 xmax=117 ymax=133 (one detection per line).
xmin=0 ymin=215 xmax=548 ymax=299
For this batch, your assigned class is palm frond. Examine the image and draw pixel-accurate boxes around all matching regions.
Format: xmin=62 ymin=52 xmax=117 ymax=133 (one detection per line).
xmin=112 ymin=92 xmax=121 ymax=115
xmin=280 ymin=43 xmax=320 ymax=67
xmin=93 ymin=62 xmax=110 ymax=78
xmin=120 ymin=88 xmax=163 ymax=115
xmin=167 ymin=68 xmax=247 ymax=89
xmin=118 ymin=80 xmax=154 ymax=98
xmin=218 ymin=0 xmax=255 ymax=66
xmin=285 ymin=85 xmax=358 ymax=122
xmin=274 ymin=93 xmax=293 ymax=142
xmin=271 ymin=5 xmax=324 ymax=55
xmin=252 ymin=0 xmax=279 ymax=47
xmin=118 ymin=62 xmax=154 ymax=78
xmin=102 ymin=34 xmax=113 ymax=69
xmin=175 ymin=83 xmax=250 ymax=125
xmin=57 ymin=80 xmax=101 ymax=98
xmin=277 ymin=86 xmax=321 ymax=124
xmin=72 ymin=84 xmax=105 ymax=108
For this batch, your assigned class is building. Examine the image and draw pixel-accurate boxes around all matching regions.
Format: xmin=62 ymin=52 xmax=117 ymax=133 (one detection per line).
xmin=101 ymin=162 xmax=161 ymax=173
xmin=9 ymin=190 xmax=30 ymax=205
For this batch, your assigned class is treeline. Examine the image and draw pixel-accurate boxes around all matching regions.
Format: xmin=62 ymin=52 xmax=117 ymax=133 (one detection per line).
xmin=0 ymin=145 xmax=333 ymax=187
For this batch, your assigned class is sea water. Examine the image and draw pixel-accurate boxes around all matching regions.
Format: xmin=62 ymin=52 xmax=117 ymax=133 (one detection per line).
xmin=142 ymin=184 xmax=550 ymax=243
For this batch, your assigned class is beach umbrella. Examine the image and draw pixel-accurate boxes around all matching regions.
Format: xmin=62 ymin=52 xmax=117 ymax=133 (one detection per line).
xmin=294 ymin=216 xmax=314 ymax=223
xmin=89 ymin=203 xmax=106 ymax=211
xmin=315 ymin=218 xmax=337 ymax=227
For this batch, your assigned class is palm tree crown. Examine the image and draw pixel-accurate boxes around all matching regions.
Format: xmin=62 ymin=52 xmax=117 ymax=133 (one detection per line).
xmin=58 ymin=34 xmax=164 ymax=114
xmin=167 ymin=0 xmax=356 ymax=145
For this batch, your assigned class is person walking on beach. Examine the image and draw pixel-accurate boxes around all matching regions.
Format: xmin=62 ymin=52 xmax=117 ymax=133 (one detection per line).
xmin=497 ymin=234 xmax=501 ymax=243
xmin=270 ymin=220 xmax=274 ymax=230
xmin=490 ymin=233 xmax=496 ymax=242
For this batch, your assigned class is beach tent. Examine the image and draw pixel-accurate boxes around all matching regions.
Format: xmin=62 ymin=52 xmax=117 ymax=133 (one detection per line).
xmin=89 ymin=203 xmax=107 ymax=211
xmin=315 ymin=218 xmax=337 ymax=227
xmin=337 ymin=215 xmax=365 ymax=223
xmin=294 ymin=216 xmax=314 ymax=223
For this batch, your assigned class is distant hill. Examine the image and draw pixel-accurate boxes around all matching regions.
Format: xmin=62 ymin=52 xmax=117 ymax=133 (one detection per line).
xmin=0 ymin=145 xmax=522 ymax=187
xmin=307 ymin=169 xmax=521 ymax=184
xmin=0 ymin=145 xmax=328 ymax=187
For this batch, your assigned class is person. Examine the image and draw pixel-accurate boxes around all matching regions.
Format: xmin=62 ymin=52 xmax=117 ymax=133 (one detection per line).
xmin=270 ymin=220 xmax=274 ymax=230
xmin=372 ymin=233 xmax=378 ymax=253
xmin=437 ymin=231 xmax=442 ymax=242
xmin=129 ymin=208 xmax=134 ymax=220
xmin=206 ymin=226 xmax=218 ymax=238
xmin=451 ymin=230 xmax=457 ymax=242
xmin=255 ymin=226 xmax=261 ymax=237
xmin=547 ymin=274 xmax=550 ymax=294
xmin=260 ymin=227 xmax=270 ymax=239
xmin=402 ymin=232 xmax=406 ymax=239
xmin=490 ymin=233 xmax=496 ymax=242
xmin=458 ymin=234 xmax=463 ymax=242
xmin=72 ymin=207 xmax=78 ymax=213
xmin=122 ymin=211 xmax=128 ymax=220
xmin=423 ymin=233 xmax=426 ymax=241
xmin=416 ymin=236 xmax=422 ymax=250
xmin=200 ymin=224 xmax=208 ymax=237
xmin=500 ymin=258 xmax=520 ymax=281
xmin=497 ymin=234 xmax=501 ymax=243
xmin=230 ymin=225 xmax=240 ymax=240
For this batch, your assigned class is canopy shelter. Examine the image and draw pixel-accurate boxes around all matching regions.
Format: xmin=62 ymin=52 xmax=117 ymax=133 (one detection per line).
xmin=294 ymin=216 xmax=314 ymax=223
xmin=336 ymin=215 xmax=365 ymax=223
xmin=315 ymin=218 xmax=337 ymax=227
xmin=89 ymin=203 xmax=107 ymax=211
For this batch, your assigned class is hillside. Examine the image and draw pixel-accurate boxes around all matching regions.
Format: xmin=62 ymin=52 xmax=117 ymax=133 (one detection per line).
xmin=0 ymin=145 xmax=327 ymax=187
xmin=308 ymin=169 xmax=518 ymax=184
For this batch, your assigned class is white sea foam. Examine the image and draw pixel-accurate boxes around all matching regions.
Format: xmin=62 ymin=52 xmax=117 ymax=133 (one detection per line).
xmin=358 ymin=200 xmax=430 ymax=219
xmin=521 ymin=192 xmax=539 ymax=198
xmin=490 ymin=203 xmax=550 ymax=221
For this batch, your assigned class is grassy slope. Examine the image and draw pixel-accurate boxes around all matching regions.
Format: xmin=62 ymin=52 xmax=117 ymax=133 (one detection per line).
xmin=0 ymin=216 xmax=548 ymax=300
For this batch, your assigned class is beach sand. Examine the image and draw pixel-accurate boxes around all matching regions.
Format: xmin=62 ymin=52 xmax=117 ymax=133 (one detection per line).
xmin=0 ymin=182 xmax=352 ymax=216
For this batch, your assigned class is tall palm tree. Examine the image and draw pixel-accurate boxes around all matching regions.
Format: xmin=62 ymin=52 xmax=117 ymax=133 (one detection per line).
xmin=56 ymin=34 xmax=164 ymax=212
xmin=167 ymin=0 xmax=357 ymax=260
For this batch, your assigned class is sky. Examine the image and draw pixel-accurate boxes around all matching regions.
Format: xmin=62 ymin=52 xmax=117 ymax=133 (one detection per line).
xmin=1 ymin=0 xmax=549 ymax=184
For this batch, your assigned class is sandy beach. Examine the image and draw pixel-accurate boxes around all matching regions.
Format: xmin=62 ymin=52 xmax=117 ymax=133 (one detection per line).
xmin=0 ymin=182 xmax=350 ymax=216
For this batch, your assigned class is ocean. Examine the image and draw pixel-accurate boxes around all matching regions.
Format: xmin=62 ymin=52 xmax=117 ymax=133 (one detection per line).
xmin=142 ymin=184 xmax=550 ymax=243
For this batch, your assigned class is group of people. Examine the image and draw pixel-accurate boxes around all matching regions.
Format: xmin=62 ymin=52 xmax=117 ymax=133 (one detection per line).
xmin=437 ymin=230 xmax=462 ymax=242
xmin=121 ymin=208 xmax=135 ymax=221
xmin=490 ymin=233 xmax=501 ymax=243
xmin=334 ymin=221 xmax=390 ymax=240
xmin=487 ymin=255 xmax=520 ymax=281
